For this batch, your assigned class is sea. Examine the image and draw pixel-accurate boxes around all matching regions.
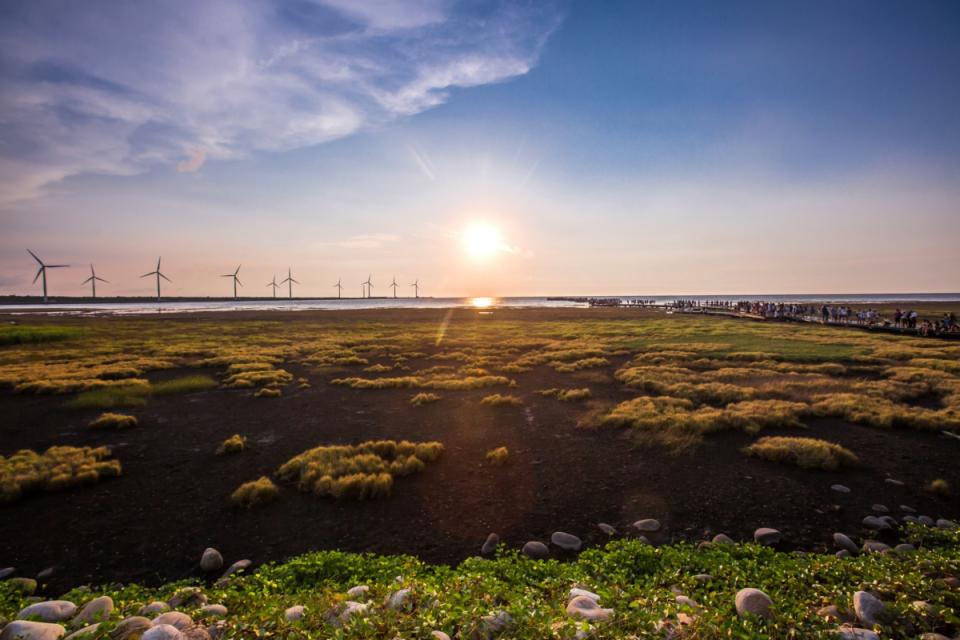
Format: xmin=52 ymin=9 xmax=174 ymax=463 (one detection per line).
xmin=2 ymin=293 xmax=958 ymax=316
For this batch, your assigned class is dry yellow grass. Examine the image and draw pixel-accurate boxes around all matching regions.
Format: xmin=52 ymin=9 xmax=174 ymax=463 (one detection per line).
xmin=253 ymin=387 xmax=282 ymax=398
xmin=409 ymin=392 xmax=441 ymax=406
xmin=217 ymin=434 xmax=248 ymax=455
xmin=331 ymin=374 xmax=512 ymax=390
xmin=480 ymin=393 xmax=523 ymax=407
xmin=486 ymin=446 xmax=510 ymax=465
xmin=743 ymin=436 xmax=859 ymax=470
xmin=927 ymin=478 xmax=951 ymax=496
xmin=88 ymin=412 xmax=138 ymax=429
xmin=231 ymin=477 xmax=279 ymax=508
xmin=1 ymin=446 xmax=121 ymax=502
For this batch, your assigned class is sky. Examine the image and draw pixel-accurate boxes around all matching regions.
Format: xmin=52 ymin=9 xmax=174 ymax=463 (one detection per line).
xmin=1 ymin=0 xmax=959 ymax=298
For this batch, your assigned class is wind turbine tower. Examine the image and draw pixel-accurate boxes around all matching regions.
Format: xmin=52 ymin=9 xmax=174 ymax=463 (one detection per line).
xmin=220 ymin=265 xmax=242 ymax=299
xmin=333 ymin=279 xmax=342 ymax=299
xmin=267 ymin=275 xmax=279 ymax=298
xmin=140 ymin=257 xmax=170 ymax=302
xmin=389 ymin=276 xmax=398 ymax=298
xmin=27 ymin=250 xmax=69 ymax=303
xmin=411 ymin=279 xmax=420 ymax=299
xmin=81 ymin=264 xmax=108 ymax=299
xmin=280 ymin=267 xmax=299 ymax=299
xmin=364 ymin=274 xmax=373 ymax=299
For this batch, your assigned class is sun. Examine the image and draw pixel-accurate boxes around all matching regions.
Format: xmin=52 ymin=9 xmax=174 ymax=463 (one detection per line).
xmin=462 ymin=221 xmax=506 ymax=260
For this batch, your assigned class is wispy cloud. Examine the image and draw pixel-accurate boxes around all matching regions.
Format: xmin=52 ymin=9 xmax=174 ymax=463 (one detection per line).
xmin=338 ymin=233 xmax=400 ymax=249
xmin=0 ymin=0 xmax=565 ymax=205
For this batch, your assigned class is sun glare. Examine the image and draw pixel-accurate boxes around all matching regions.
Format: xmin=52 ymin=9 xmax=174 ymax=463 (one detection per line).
xmin=462 ymin=222 xmax=506 ymax=260
xmin=471 ymin=296 xmax=494 ymax=308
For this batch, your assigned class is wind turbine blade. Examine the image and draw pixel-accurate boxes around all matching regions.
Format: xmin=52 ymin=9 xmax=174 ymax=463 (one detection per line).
xmin=235 ymin=265 xmax=241 ymax=275
xmin=157 ymin=257 xmax=162 ymax=271
xmin=140 ymin=272 xmax=154 ymax=278
xmin=160 ymin=273 xmax=172 ymax=282
xmin=27 ymin=249 xmax=43 ymax=265
xmin=33 ymin=268 xmax=43 ymax=284
xmin=291 ymin=278 xmax=300 ymax=284
xmin=81 ymin=276 xmax=93 ymax=285
xmin=48 ymin=264 xmax=69 ymax=268
xmin=220 ymin=274 xmax=232 ymax=278
xmin=236 ymin=278 xmax=243 ymax=287
xmin=97 ymin=278 xmax=109 ymax=283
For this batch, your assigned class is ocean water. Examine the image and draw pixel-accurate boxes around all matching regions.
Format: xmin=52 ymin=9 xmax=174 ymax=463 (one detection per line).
xmin=2 ymin=293 xmax=958 ymax=316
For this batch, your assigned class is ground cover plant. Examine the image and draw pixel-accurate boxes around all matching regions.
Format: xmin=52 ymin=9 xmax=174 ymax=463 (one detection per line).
xmin=152 ymin=374 xmax=217 ymax=395
xmin=88 ymin=412 xmax=138 ymax=429
xmin=743 ymin=436 xmax=859 ymax=470
xmin=486 ymin=446 xmax=510 ymax=465
xmin=0 ymin=446 xmax=120 ymax=502
xmin=409 ymin=392 xmax=441 ymax=406
xmin=480 ymin=393 xmax=522 ymax=406
xmin=276 ymin=440 xmax=444 ymax=500
xmin=231 ymin=477 xmax=280 ymax=508
xmin=217 ymin=434 xmax=247 ymax=455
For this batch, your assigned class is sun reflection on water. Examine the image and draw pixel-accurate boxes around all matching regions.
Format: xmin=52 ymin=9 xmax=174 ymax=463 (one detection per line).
xmin=470 ymin=297 xmax=495 ymax=309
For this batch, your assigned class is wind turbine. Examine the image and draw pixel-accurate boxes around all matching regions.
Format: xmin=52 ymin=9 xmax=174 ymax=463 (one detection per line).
xmin=280 ymin=267 xmax=299 ymax=299
xmin=267 ymin=275 xmax=279 ymax=299
xmin=220 ymin=265 xmax=242 ymax=300
xmin=140 ymin=257 xmax=170 ymax=302
xmin=27 ymin=250 xmax=69 ymax=303
xmin=364 ymin=274 xmax=373 ymax=299
xmin=389 ymin=276 xmax=398 ymax=298
xmin=410 ymin=279 xmax=420 ymax=299
xmin=333 ymin=279 xmax=342 ymax=299
xmin=81 ymin=264 xmax=108 ymax=299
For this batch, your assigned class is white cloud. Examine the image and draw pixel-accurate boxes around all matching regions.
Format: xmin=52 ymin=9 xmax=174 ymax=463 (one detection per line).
xmin=0 ymin=0 xmax=565 ymax=206
xmin=338 ymin=233 xmax=401 ymax=249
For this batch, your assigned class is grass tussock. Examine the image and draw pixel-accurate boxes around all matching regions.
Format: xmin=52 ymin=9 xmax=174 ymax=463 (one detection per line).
xmin=743 ymin=436 xmax=859 ymax=470
xmin=88 ymin=412 xmax=138 ymax=429
xmin=409 ymin=392 xmax=441 ymax=406
xmin=927 ymin=478 xmax=951 ymax=496
xmin=224 ymin=367 xmax=293 ymax=389
xmin=0 ymin=324 xmax=82 ymax=345
xmin=363 ymin=363 xmax=393 ymax=373
xmin=231 ymin=477 xmax=280 ymax=508
xmin=485 ymin=446 xmax=510 ymax=465
xmin=480 ymin=393 xmax=523 ymax=407
xmin=152 ymin=375 xmax=217 ymax=395
xmin=276 ymin=440 xmax=444 ymax=500
xmin=0 ymin=446 xmax=121 ymax=502
xmin=65 ymin=382 xmax=151 ymax=409
xmin=331 ymin=374 xmax=512 ymax=391
xmin=551 ymin=357 xmax=609 ymax=372
xmin=253 ymin=387 xmax=282 ymax=398
xmin=217 ymin=434 xmax=248 ymax=455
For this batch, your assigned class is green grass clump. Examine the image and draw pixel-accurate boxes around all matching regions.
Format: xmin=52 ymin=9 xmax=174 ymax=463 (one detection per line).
xmin=152 ymin=375 xmax=217 ymax=395
xmin=89 ymin=412 xmax=138 ymax=429
xmin=743 ymin=436 xmax=859 ymax=470
xmin=217 ymin=434 xmax=248 ymax=455
xmin=409 ymin=392 xmax=441 ymax=406
xmin=480 ymin=394 xmax=522 ymax=407
xmin=927 ymin=478 xmax=951 ymax=496
xmin=0 ymin=324 xmax=82 ymax=346
xmin=65 ymin=383 xmax=150 ymax=409
xmin=276 ymin=440 xmax=443 ymax=500
xmin=0 ymin=446 xmax=121 ymax=503
xmin=485 ymin=446 xmax=509 ymax=465
xmin=231 ymin=477 xmax=279 ymax=508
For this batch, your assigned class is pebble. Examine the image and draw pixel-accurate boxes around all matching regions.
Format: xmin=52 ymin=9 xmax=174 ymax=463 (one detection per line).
xmin=522 ymin=541 xmax=550 ymax=559
xmin=871 ymin=504 xmax=888 ymax=513
xmin=337 ymin=601 xmax=368 ymax=623
xmin=912 ymin=600 xmax=938 ymax=620
xmin=852 ymin=591 xmax=885 ymax=626
xmin=430 ymin=632 xmax=451 ymax=640
xmin=861 ymin=540 xmax=890 ymax=554
xmin=833 ymin=533 xmax=859 ymax=556
xmin=884 ymin=478 xmax=905 ymax=486
xmin=64 ymin=624 xmax=100 ymax=640
xmin=836 ymin=550 xmax=851 ymax=559
xmin=675 ymin=595 xmax=699 ymax=609
xmin=111 ymin=617 xmax=153 ymax=640
xmin=633 ymin=519 xmax=661 ymax=533
xmin=216 ymin=559 xmax=251 ymax=585
xmin=835 ymin=627 xmax=879 ymax=640
xmin=18 ymin=601 xmax=78 ymax=623
xmin=283 ymin=606 xmax=304 ymax=622
xmin=478 ymin=611 xmax=513 ymax=637
xmin=0 ymin=621 xmax=67 ymax=640
xmin=72 ymin=596 xmax=113 ymax=627
xmin=694 ymin=574 xmax=712 ymax=583
xmin=816 ymin=605 xmax=853 ymax=623
xmin=597 ymin=523 xmax=616 ymax=536
xmin=569 ymin=588 xmax=600 ymax=602
xmin=481 ymin=534 xmax=500 ymax=556
xmin=937 ymin=518 xmax=958 ymax=529
xmin=919 ymin=634 xmax=951 ymax=640
xmin=0 ymin=567 xmax=15 ymax=580
xmin=735 ymin=588 xmax=773 ymax=619
xmin=153 ymin=612 xmax=193 ymax=631
xmin=861 ymin=516 xmax=890 ymax=531
xmin=167 ymin=589 xmax=206 ymax=610
xmin=199 ymin=605 xmax=226 ymax=618
xmin=346 ymin=585 xmax=369 ymax=599
xmin=894 ymin=543 xmax=916 ymax=553
xmin=142 ymin=625 xmax=183 ymax=640
xmin=139 ymin=602 xmax=170 ymax=616
xmin=831 ymin=484 xmax=851 ymax=493
xmin=918 ymin=515 xmax=934 ymax=526
xmin=899 ymin=505 xmax=916 ymax=513
xmin=386 ymin=588 xmax=411 ymax=610
xmin=753 ymin=528 xmax=781 ymax=546
xmin=711 ymin=533 xmax=735 ymax=545
xmin=566 ymin=595 xmax=613 ymax=621
xmin=35 ymin=568 xmax=54 ymax=581
xmin=550 ymin=531 xmax=582 ymax=552
xmin=199 ymin=549 xmax=223 ymax=573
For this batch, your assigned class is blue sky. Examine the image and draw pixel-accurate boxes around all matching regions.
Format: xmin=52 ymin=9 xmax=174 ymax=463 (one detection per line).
xmin=1 ymin=0 xmax=958 ymax=296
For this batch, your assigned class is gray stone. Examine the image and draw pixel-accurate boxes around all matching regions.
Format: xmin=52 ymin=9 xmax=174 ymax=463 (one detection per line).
xmin=919 ymin=633 xmax=950 ymax=640
xmin=861 ymin=516 xmax=889 ymax=531
xmin=836 ymin=550 xmax=851 ymax=559
xmin=871 ymin=504 xmax=888 ymax=513
xmin=181 ymin=624 xmax=211 ymax=640
xmin=912 ymin=600 xmax=938 ymax=620
xmin=633 ymin=519 xmax=661 ymax=533
xmin=753 ymin=528 xmax=781 ymax=546
xmin=153 ymin=613 xmax=192 ymax=631
xmin=167 ymin=590 xmax=206 ymax=610
xmin=833 ymin=533 xmax=859 ymax=556
xmin=569 ymin=588 xmax=600 ymax=602
xmin=816 ymin=605 xmax=853 ymax=623
xmin=9 ymin=578 xmax=37 ymax=596
xmin=521 ymin=541 xmax=549 ymax=559
xmin=139 ymin=602 xmax=169 ymax=616
xmin=861 ymin=540 xmax=890 ymax=554
xmin=111 ymin=616 xmax=153 ymax=639
xmin=903 ymin=515 xmax=919 ymax=524
xmin=283 ymin=606 xmax=304 ymax=622
xmin=831 ymin=484 xmax=851 ymax=493
xmin=735 ymin=588 xmax=772 ymax=619
xmin=386 ymin=588 xmax=411 ymax=610
xmin=142 ymin=625 xmax=182 ymax=640
xmin=215 ymin=560 xmax=251 ymax=585
xmin=852 ymin=591 xmax=885 ymax=626
xmin=476 ymin=611 xmax=512 ymax=639
xmin=937 ymin=518 xmax=958 ymax=529
xmin=346 ymin=585 xmax=369 ymax=599
xmin=72 ymin=596 xmax=113 ymax=627
xmin=199 ymin=605 xmax=226 ymax=618
xmin=336 ymin=601 xmax=368 ymax=624
xmin=18 ymin=602 xmax=78 ymax=623
xmin=597 ymin=523 xmax=616 ymax=536
xmin=199 ymin=549 xmax=223 ymax=573
xmin=884 ymin=478 xmax=904 ymax=486
xmin=894 ymin=543 xmax=915 ymax=553
xmin=878 ymin=515 xmax=898 ymax=528
xmin=35 ymin=569 xmax=54 ymax=581
xmin=711 ymin=533 xmax=735 ymax=545
xmin=900 ymin=505 xmax=916 ymax=513
xmin=675 ymin=595 xmax=699 ymax=609
xmin=0 ymin=621 xmax=66 ymax=640
xmin=0 ymin=568 xmax=15 ymax=580
xmin=481 ymin=533 xmax=499 ymax=556
xmin=694 ymin=574 xmax=712 ymax=583
xmin=918 ymin=515 xmax=934 ymax=526
xmin=550 ymin=531 xmax=582 ymax=552
xmin=430 ymin=632 xmax=451 ymax=640
xmin=834 ymin=627 xmax=879 ymax=640
xmin=64 ymin=623 xmax=100 ymax=640
xmin=566 ymin=595 xmax=613 ymax=621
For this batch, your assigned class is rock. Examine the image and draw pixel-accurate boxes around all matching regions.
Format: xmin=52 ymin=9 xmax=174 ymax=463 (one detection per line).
xmin=852 ymin=591 xmax=885 ymax=626
xmin=153 ymin=613 xmax=193 ymax=631
xmin=675 ymin=595 xmax=699 ymax=609
xmin=861 ymin=516 xmax=889 ymax=531
xmin=215 ymin=560 xmax=251 ymax=586
xmin=72 ymin=597 xmax=113 ymax=627
xmin=903 ymin=515 xmax=919 ymax=524
xmin=735 ymin=588 xmax=773 ymax=619
xmin=694 ymin=574 xmax=712 ymax=583
xmin=18 ymin=602 xmax=78 ymax=623
xmin=9 ymin=578 xmax=38 ymax=596
xmin=337 ymin=601 xmax=368 ymax=624
xmin=569 ymin=588 xmax=600 ymax=602
xmin=871 ymin=504 xmax=888 ymax=513
xmin=836 ymin=550 xmax=851 ymax=559
xmin=833 ymin=533 xmax=859 ymax=556
xmin=918 ymin=515 xmax=934 ymax=526
xmin=386 ymin=588 xmax=411 ymax=610
xmin=138 ymin=603 xmax=170 ymax=616
xmin=878 ymin=515 xmax=898 ymax=528
xmin=346 ymin=585 xmax=369 ymax=599
xmin=899 ymin=504 xmax=916 ymax=513
xmin=110 ymin=616 xmax=153 ymax=639
xmin=64 ymin=624 xmax=100 ymax=640
xmin=551 ymin=532 xmax=582 ymax=552
xmin=831 ymin=484 xmax=851 ymax=493
xmin=894 ymin=543 xmax=916 ymax=553
xmin=711 ymin=533 xmax=735 ymax=545
xmin=180 ymin=624 xmax=211 ymax=640
xmin=918 ymin=634 xmax=951 ymax=640
xmin=142 ymin=625 xmax=183 ymax=640
xmin=167 ymin=590 xmax=206 ymax=610
xmin=861 ymin=540 xmax=890 ymax=554
xmin=937 ymin=518 xmax=958 ymax=529
xmin=816 ymin=605 xmax=853 ymax=623
xmin=753 ymin=528 xmax=781 ymax=546
xmin=597 ymin=523 xmax=616 ymax=536
xmin=199 ymin=549 xmax=223 ymax=573
xmin=199 ymin=605 xmax=226 ymax=618
xmin=522 ymin=541 xmax=549 ymax=559
xmin=475 ymin=611 xmax=512 ymax=639
xmin=884 ymin=478 xmax=904 ymax=486
xmin=633 ymin=519 xmax=661 ymax=533
xmin=35 ymin=569 xmax=54 ymax=581
xmin=834 ymin=626 xmax=880 ymax=640
xmin=283 ymin=606 xmax=304 ymax=622
xmin=430 ymin=632 xmax=451 ymax=640
xmin=911 ymin=600 xmax=938 ymax=621
xmin=0 ymin=568 xmax=15 ymax=580
xmin=0 ymin=621 xmax=66 ymax=640
xmin=566 ymin=595 xmax=613 ymax=621
xmin=481 ymin=534 xmax=499 ymax=556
